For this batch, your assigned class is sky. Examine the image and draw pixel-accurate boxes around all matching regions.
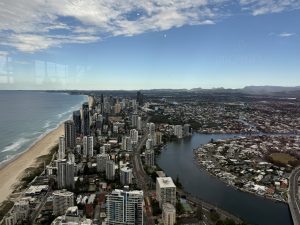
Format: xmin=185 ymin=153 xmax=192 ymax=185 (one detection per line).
xmin=0 ymin=0 xmax=299 ymax=90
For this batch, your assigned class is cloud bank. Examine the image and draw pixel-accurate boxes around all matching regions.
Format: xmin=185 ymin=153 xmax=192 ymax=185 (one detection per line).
xmin=0 ymin=0 xmax=298 ymax=52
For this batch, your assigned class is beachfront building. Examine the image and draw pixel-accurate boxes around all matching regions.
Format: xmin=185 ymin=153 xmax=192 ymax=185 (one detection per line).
xmin=106 ymin=160 xmax=115 ymax=180
xmin=81 ymin=102 xmax=90 ymax=136
xmin=120 ymin=167 xmax=133 ymax=185
xmin=156 ymin=177 xmax=176 ymax=208
xmin=53 ymin=190 xmax=74 ymax=216
xmin=58 ymin=136 xmax=65 ymax=160
xmin=64 ymin=120 xmax=76 ymax=149
xmin=51 ymin=206 xmax=93 ymax=225
xmin=106 ymin=189 xmax=144 ymax=225
xmin=162 ymin=203 xmax=176 ymax=225
xmin=72 ymin=110 xmax=81 ymax=136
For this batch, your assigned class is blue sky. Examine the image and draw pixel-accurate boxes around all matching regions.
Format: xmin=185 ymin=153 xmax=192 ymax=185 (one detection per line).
xmin=0 ymin=0 xmax=299 ymax=90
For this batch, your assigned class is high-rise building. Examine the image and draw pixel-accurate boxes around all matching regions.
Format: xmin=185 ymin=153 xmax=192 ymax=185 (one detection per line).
xmin=96 ymin=153 xmax=109 ymax=172
xmin=154 ymin=132 xmax=163 ymax=146
xmin=149 ymin=122 xmax=155 ymax=139
xmin=106 ymin=189 xmax=144 ymax=225
xmin=106 ymin=160 xmax=115 ymax=180
xmin=64 ymin=120 xmax=76 ymax=149
xmin=57 ymin=159 xmax=75 ymax=189
xmin=136 ymin=91 xmax=144 ymax=106
xmin=58 ymin=136 xmax=65 ymax=160
xmin=52 ymin=190 xmax=74 ymax=216
xmin=146 ymin=138 xmax=153 ymax=150
xmin=156 ymin=177 xmax=176 ymax=208
xmin=72 ymin=110 xmax=81 ymax=136
xmin=174 ymin=125 xmax=183 ymax=139
xmin=137 ymin=116 xmax=142 ymax=130
xmin=120 ymin=167 xmax=133 ymax=185
xmin=162 ymin=203 xmax=176 ymax=225
xmin=131 ymin=114 xmax=138 ymax=127
xmin=81 ymin=102 xmax=90 ymax=136
xmin=114 ymin=103 xmax=121 ymax=114
xmin=145 ymin=149 xmax=155 ymax=167
xmin=83 ymin=136 xmax=94 ymax=157
xmin=130 ymin=129 xmax=138 ymax=145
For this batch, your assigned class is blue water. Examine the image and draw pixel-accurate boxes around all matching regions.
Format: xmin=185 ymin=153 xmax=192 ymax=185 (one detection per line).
xmin=157 ymin=134 xmax=293 ymax=225
xmin=0 ymin=91 xmax=86 ymax=164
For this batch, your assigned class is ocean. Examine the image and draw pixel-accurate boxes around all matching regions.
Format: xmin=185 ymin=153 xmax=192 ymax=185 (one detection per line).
xmin=0 ymin=91 xmax=87 ymax=165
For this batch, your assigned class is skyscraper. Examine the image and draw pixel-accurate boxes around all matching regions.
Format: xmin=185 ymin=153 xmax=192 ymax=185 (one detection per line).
xmin=58 ymin=136 xmax=65 ymax=160
xmin=57 ymin=159 xmax=75 ymax=190
xmin=106 ymin=189 xmax=144 ymax=225
xmin=96 ymin=153 xmax=109 ymax=172
xmin=136 ymin=91 xmax=144 ymax=106
xmin=83 ymin=136 xmax=94 ymax=157
xmin=72 ymin=110 xmax=81 ymax=136
xmin=64 ymin=120 xmax=76 ymax=149
xmin=81 ymin=102 xmax=90 ymax=136
xmin=145 ymin=149 xmax=155 ymax=168
xmin=120 ymin=167 xmax=133 ymax=185
xmin=106 ymin=160 xmax=115 ymax=180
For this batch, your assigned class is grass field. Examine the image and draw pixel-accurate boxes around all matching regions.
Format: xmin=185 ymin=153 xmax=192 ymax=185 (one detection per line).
xmin=270 ymin=152 xmax=297 ymax=165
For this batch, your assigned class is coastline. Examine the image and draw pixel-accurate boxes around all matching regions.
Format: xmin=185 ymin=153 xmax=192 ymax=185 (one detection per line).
xmin=0 ymin=122 xmax=64 ymax=204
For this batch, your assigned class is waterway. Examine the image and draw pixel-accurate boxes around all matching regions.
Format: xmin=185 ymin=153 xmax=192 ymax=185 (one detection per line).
xmin=156 ymin=133 xmax=293 ymax=225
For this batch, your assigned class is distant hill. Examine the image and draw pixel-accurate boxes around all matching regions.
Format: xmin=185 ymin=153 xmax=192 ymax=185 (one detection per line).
xmin=242 ymin=86 xmax=300 ymax=94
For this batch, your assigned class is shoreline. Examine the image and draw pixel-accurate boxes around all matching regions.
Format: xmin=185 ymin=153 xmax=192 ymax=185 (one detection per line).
xmin=0 ymin=122 xmax=64 ymax=204
xmin=193 ymin=150 xmax=288 ymax=204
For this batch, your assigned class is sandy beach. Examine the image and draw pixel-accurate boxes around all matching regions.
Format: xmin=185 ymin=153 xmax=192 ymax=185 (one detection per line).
xmin=0 ymin=123 xmax=64 ymax=204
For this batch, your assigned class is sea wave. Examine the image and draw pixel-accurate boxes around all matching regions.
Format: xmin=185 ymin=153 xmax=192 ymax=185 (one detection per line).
xmin=1 ymin=138 xmax=30 ymax=152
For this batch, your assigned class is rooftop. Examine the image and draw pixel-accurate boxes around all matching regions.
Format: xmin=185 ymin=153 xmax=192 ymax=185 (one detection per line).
xmin=157 ymin=177 xmax=176 ymax=188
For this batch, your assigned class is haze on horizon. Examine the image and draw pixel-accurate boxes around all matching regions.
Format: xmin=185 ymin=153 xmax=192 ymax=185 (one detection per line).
xmin=0 ymin=0 xmax=299 ymax=90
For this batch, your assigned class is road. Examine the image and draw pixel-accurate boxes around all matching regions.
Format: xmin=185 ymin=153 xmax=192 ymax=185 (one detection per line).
xmin=288 ymin=166 xmax=300 ymax=225
xmin=132 ymin=116 xmax=155 ymax=225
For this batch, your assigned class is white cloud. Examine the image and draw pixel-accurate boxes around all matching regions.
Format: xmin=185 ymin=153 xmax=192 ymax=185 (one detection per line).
xmin=0 ymin=0 xmax=298 ymax=52
xmin=278 ymin=32 xmax=295 ymax=37
xmin=240 ymin=0 xmax=300 ymax=15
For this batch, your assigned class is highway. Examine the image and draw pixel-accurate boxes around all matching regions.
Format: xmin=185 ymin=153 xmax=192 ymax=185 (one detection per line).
xmin=288 ymin=166 xmax=300 ymax=225
xmin=132 ymin=116 xmax=155 ymax=225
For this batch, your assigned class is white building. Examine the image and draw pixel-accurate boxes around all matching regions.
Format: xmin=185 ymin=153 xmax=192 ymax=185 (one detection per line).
xmin=83 ymin=136 xmax=94 ymax=157
xmin=146 ymin=138 xmax=153 ymax=150
xmin=53 ymin=190 xmax=74 ymax=216
xmin=149 ymin=122 xmax=155 ymax=138
xmin=57 ymin=159 xmax=74 ymax=189
xmin=137 ymin=116 xmax=142 ymax=130
xmin=106 ymin=189 xmax=144 ymax=225
xmin=14 ymin=200 xmax=30 ymax=222
xmin=58 ymin=136 xmax=65 ymax=160
xmin=130 ymin=129 xmax=138 ymax=145
xmin=156 ymin=177 xmax=176 ymax=208
xmin=145 ymin=149 xmax=155 ymax=167
xmin=120 ymin=167 xmax=133 ymax=185
xmin=96 ymin=153 xmax=109 ymax=172
xmin=162 ymin=203 xmax=176 ymax=225
xmin=106 ymin=160 xmax=115 ymax=180
xmin=174 ymin=125 xmax=183 ymax=139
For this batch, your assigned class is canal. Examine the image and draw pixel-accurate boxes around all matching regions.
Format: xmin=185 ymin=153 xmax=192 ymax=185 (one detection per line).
xmin=156 ymin=133 xmax=293 ymax=225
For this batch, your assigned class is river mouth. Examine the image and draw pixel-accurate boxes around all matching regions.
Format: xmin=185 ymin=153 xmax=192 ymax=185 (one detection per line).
xmin=156 ymin=133 xmax=293 ymax=225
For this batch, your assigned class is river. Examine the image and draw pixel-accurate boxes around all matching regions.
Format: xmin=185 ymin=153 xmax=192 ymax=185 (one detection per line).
xmin=156 ymin=133 xmax=293 ymax=225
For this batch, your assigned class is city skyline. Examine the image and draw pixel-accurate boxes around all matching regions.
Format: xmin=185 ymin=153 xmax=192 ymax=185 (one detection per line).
xmin=0 ymin=1 xmax=299 ymax=89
